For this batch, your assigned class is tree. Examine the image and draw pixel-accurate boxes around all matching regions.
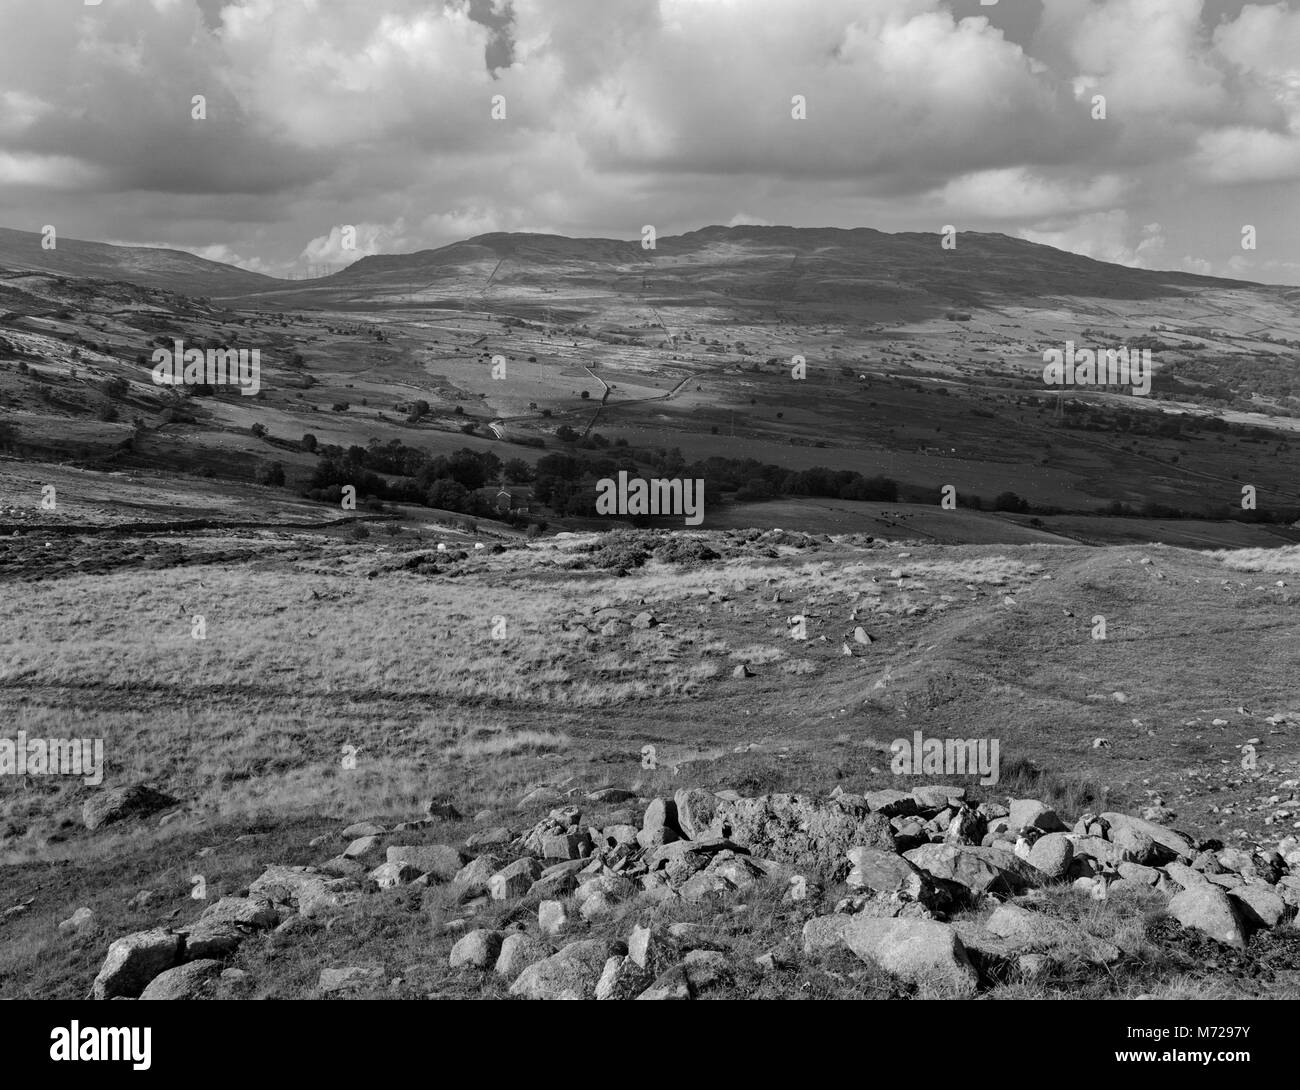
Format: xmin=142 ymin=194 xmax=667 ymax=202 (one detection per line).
xmin=301 ymin=433 xmax=318 ymax=453
xmin=426 ymin=478 xmax=469 ymax=511
xmin=993 ymin=491 xmax=1030 ymax=513
xmin=503 ymin=458 xmax=534 ymax=484
xmin=555 ymin=424 xmax=579 ymax=442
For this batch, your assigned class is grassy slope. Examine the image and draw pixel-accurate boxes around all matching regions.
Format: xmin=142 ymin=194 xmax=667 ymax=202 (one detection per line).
xmin=1 ymin=530 xmax=1298 ymax=998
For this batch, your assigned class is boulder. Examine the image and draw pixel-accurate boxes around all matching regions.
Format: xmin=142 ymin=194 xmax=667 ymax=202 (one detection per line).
xmin=465 ymin=827 xmax=512 ymax=850
xmin=903 ymin=843 xmax=1045 ymax=896
xmin=587 ymin=787 xmax=637 ymax=804
xmin=449 ymin=929 xmax=504 ymax=969
xmin=452 ymin=854 xmax=503 ymax=894
xmin=181 ymin=896 xmax=278 ymax=959
xmin=368 ymin=860 xmax=422 ymax=889
xmin=865 ymin=789 xmax=919 ymax=817
xmin=423 ymin=799 xmax=463 ymax=821
xmin=494 ymin=933 xmax=554 ymax=979
xmin=682 ymin=949 xmax=732 ymax=993
xmin=802 ymin=914 xmax=855 ymax=954
xmin=674 ymin=788 xmax=722 ymax=840
xmin=1228 ymin=884 xmax=1286 ymax=930
xmin=703 ymin=793 xmax=895 ymax=869
xmin=845 ymin=847 xmax=928 ymax=898
xmin=58 ymin=907 xmax=95 ymax=934
xmin=509 ymin=939 xmax=616 ymax=1000
xmin=341 ymin=821 xmax=386 ymax=838
xmin=637 ymin=964 xmax=692 ymax=1000
xmin=1007 ymin=799 xmax=1067 ymax=834
xmin=1112 ymin=826 xmax=1159 ymax=865
xmin=83 ymin=784 xmax=180 ymax=831
xmin=385 ymin=844 xmax=465 ymax=880
xmin=342 ymin=835 xmax=383 ymax=860
xmin=517 ymin=787 xmax=565 ymax=810
xmin=1164 ymin=862 xmax=1211 ymax=890
xmin=248 ymin=865 xmax=364 ymax=918
xmin=841 ymin=917 xmax=978 ymax=997
xmin=317 ymin=856 xmax=366 ymax=879
xmin=92 ymin=929 xmax=182 ymax=999
xmin=913 ymin=785 xmax=966 ymax=810
xmin=1071 ymin=836 xmax=1116 ymax=866
xmin=541 ymin=833 xmax=588 ymax=860
xmin=488 ymin=858 xmax=543 ymax=901
xmin=1117 ymin=862 xmax=1161 ymax=886
xmin=1168 ymin=885 xmax=1247 ymax=948
xmin=1101 ymin=812 xmax=1195 ymax=862
xmin=1027 ymin=833 xmax=1073 ymax=881
xmin=138 ymin=960 xmax=223 ymax=1001
xmin=595 ymin=955 xmax=653 ymax=1000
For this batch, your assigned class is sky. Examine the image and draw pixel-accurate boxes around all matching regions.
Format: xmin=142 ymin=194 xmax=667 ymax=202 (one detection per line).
xmin=1 ymin=0 xmax=1298 ymax=283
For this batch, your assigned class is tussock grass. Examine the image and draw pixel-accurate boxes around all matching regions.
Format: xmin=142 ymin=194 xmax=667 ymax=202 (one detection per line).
xmin=1213 ymin=545 xmax=1300 ymax=573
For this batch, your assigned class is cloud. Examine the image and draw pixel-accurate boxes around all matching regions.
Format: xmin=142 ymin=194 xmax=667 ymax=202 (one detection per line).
xmin=0 ymin=0 xmax=1295 ymax=283
xmin=1019 ymin=211 xmax=1169 ymax=269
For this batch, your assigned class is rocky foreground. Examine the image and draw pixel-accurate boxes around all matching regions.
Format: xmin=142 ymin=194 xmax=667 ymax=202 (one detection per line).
xmin=85 ymin=783 xmax=1300 ymax=1000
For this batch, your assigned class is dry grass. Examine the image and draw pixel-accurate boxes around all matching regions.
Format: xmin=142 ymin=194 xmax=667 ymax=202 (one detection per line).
xmin=1213 ymin=545 xmax=1300 ymax=573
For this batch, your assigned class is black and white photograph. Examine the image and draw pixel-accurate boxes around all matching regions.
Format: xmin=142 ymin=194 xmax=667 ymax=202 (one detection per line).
xmin=1 ymin=0 xmax=1298 ymax=1058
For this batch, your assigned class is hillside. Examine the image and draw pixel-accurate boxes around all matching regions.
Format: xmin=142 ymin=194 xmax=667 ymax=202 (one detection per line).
xmin=0 ymin=527 xmax=1297 ymax=1000
xmin=0 ymin=227 xmax=282 ymax=297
